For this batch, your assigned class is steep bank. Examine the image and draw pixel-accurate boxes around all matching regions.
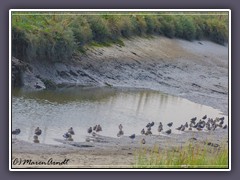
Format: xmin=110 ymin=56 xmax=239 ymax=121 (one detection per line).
xmin=12 ymin=36 xmax=228 ymax=114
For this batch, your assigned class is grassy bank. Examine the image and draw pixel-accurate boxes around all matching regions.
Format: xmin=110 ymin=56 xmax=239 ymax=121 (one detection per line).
xmin=12 ymin=11 xmax=228 ymax=62
xmin=134 ymin=143 xmax=228 ymax=168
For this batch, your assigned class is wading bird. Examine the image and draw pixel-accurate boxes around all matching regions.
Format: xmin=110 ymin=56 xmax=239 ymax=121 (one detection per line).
xmin=88 ymin=127 xmax=92 ymax=134
xmin=165 ymin=129 xmax=171 ymax=135
xmin=35 ymin=127 xmax=42 ymax=136
xmin=167 ymin=122 xmax=173 ymax=127
xmin=68 ymin=127 xmax=75 ymax=135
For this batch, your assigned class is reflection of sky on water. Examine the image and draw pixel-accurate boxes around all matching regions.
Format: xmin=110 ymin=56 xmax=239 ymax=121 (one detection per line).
xmin=12 ymin=87 xmax=228 ymax=144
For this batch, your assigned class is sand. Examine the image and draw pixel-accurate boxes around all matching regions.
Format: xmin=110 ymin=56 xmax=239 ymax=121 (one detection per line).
xmin=12 ymin=128 xmax=228 ymax=168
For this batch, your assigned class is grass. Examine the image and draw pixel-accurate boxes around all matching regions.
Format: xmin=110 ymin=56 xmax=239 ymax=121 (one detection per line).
xmin=133 ymin=143 xmax=228 ymax=168
xmin=12 ymin=12 xmax=229 ymax=62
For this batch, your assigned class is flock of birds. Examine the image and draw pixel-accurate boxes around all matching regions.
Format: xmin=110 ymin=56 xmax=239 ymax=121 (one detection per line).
xmin=136 ymin=115 xmax=227 ymax=144
xmin=12 ymin=115 xmax=227 ymax=144
xmin=12 ymin=127 xmax=42 ymax=143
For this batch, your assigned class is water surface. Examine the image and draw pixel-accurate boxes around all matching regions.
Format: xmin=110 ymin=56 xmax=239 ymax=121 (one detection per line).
xmin=12 ymin=87 xmax=227 ymax=144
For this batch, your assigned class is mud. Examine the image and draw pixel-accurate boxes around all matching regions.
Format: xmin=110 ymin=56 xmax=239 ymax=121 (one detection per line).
xmin=12 ymin=36 xmax=228 ymax=115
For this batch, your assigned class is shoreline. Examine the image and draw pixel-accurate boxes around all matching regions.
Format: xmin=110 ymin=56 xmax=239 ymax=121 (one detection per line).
xmin=13 ymin=36 xmax=228 ymax=115
xmin=12 ymin=128 xmax=228 ymax=168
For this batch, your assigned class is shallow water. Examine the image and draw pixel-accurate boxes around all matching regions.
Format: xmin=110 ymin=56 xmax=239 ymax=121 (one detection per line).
xmin=12 ymin=87 xmax=228 ymax=144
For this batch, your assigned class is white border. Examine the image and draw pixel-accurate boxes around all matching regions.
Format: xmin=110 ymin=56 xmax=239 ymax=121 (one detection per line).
xmin=9 ymin=9 xmax=231 ymax=171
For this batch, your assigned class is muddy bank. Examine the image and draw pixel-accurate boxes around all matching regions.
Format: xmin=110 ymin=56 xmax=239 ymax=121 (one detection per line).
xmin=12 ymin=36 xmax=228 ymax=114
xmin=12 ymin=128 xmax=228 ymax=168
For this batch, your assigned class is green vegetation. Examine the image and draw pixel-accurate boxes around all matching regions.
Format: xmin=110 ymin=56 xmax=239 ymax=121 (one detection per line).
xmin=134 ymin=143 xmax=228 ymax=168
xmin=12 ymin=12 xmax=228 ymax=62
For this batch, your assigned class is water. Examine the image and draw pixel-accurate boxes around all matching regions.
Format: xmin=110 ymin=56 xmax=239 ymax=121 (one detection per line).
xmin=12 ymin=87 xmax=228 ymax=144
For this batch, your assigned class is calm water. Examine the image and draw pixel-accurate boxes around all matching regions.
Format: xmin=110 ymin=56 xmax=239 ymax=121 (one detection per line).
xmin=12 ymin=87 xmax=228 ymax=144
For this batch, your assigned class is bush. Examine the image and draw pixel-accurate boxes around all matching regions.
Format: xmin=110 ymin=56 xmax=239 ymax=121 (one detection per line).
xmin=145 ymin=16 xmax=155 ymax=34
xmin=192 ymin=16 xmax=205 ymax=40
xmin=106 ymin=16 xmax=134 ymax=39
xmin=131 ymin=15 xmax=147 ymax=35
xmin=87 ymin=16 xmax=111 ymax=42
xmin=71 ymin=16 xmax=93 ymax=45
xmin=173 ymin=16 xmax=184 ymax=38
xmin=206 ymin=19 xmax=228 ymax=45
xmin=180 ymin=16 xmax=196 ymax=40
xmin=159 ymin=16 xmax=175 ymax=38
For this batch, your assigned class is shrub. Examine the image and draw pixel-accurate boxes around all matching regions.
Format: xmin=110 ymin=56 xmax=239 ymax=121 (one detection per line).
xmin=131 ymin=15 xmax=147 ymax=35
xmin=87 ymin=16 xmax=111 ymax=42
xmin=173 ymin=16 xmax=184 ymax=38
xmin=206 ymin=19 xmax=228 ymax=45
xmin=71 ymin=16 xmax=93 ymax=45
xmin=180 ymin=16 xmax=196 ymax=40
xmin=159 ymin=16 xmax=175 ymax=38
xmin=145 ymin=16 xmax=155 ymax=34
xmin=106 ymin=16 xmax=134 ymax=39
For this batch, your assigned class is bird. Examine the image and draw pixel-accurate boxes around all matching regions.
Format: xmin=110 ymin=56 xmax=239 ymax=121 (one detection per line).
xmin=219 ymin=117 xmax=225 ymax=121
xmin=118 ymin=124 xmax=123 ymax=130
xmin=165 ymin=129 xmax=171 ymax=135
xmin=167 ymin=122 xmax=173 ymax=127
xmin=145 ymin=128 xmax=152 ymax=135
xmin=141 ymin=138 xmax=146 ymax=144
xmin=117 ymin=130 xmax=124 ymax=137
xmin=189 ymin=122 xmax=194 ymax=127
xmin=193 ymin=123 xmax=199 ymax=128
xmin=219 ymin=119 xmax=224 ymax=125
xmin=35 ymin=127 xmax=42 ymax=136
xmin=181 ymin=125 xmax=185 ymax=131
xmin=185 ymin=122 xmax=188 ymax=128
xmin=12 ymin=128 xmax=21 ymax=136
xmin=191 ymin=117 xmax=197 ymax=123
xmin=141 ymin=128 xmax=145 ymax=135
xmin=63 ymin=133 xmax=73 ymax=141
xmin=198 ymin=121 xmax=206 ymax=128
xmin=88 ymin=127 xmax=92 ymax=134
xmin=96 ymin=125 xmax=102 ymax=132
xmin=223 ymin=124 xmax=228 ymax=129
xmin=158 ymin=125 xmax=163 ymax=133
xmin=68 ymin=127 xmax=75 ymax=135
xmin=212 ymin=124 xmax=217 ymax=131
xmin=146 ymin=123 xmax=151 ymax=128
xmin=129 ymin=134 xmax=135 ymax=142
xmin=206 ymin=122 xmax=211 ymax=131
xmin=93 ymin=125 xmax=97 ymax=131
xmin=33 ymin=135 xmax=39 ymax=143
xmin=176 ymin=125 xmax=183 ymax=131
xmin=63 ymin=132 xmax=71 ymax=139
xmin=150 ymin=121 xmax=154 ymax=127
xmin=202 ymin=115 xmax=207 ymax=120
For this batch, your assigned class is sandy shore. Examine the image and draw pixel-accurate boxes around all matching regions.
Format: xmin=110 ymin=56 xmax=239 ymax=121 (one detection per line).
xmin=12 ymin=128 xmax=228 ymax=168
